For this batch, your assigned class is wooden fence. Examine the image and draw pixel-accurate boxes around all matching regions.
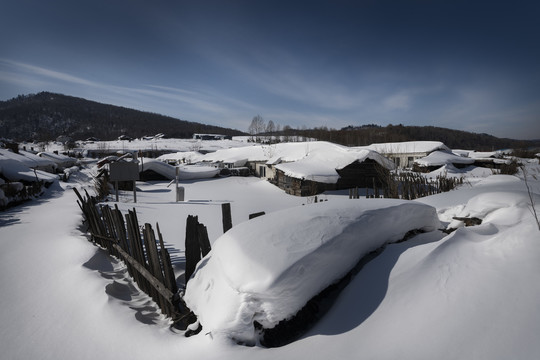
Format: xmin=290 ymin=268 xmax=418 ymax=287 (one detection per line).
xmin=73 ymin=188 xmax=187 ymax=324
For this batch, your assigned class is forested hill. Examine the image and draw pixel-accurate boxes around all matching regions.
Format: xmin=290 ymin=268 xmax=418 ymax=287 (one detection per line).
xmin=0 ymin=92 xmax=245 ymax=141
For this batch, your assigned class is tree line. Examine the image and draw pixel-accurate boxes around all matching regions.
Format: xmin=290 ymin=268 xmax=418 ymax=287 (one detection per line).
xmin=247 ymin=116 xmax=539 ymax=151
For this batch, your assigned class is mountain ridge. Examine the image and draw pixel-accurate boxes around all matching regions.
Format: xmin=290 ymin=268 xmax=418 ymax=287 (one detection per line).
xmin=0 ymin=92 xmax=245 ymax=141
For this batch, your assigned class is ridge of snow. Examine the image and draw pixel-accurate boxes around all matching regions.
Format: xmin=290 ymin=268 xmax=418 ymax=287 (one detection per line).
xmin=364 ymin=141 xmax=450 ymax=154
xmin=184 ymin=198 xmax=440 ymax=344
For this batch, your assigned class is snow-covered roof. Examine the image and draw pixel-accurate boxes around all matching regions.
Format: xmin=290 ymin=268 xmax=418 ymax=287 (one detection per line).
xmin=0 ymin=149 xmax=56 ymax=171
xmin=79 ymin=137 xmax=253 ymax=154
xmin=199 ymin=142 xmax=330 ymax=164
xmin=156 ymin=151 xmax=207 ymax=164
xmin=364 ymin=141 xmax=450 ymax=154
xmin=184 ymin=198 xmax=440 ymax=344
xmin=38 ymin=152 xmax=77 ymax=167
xmin=275 ymin=146 xmax=394 ymax=183
xmin=0 ymin=154 xmax=58 ymax=183
xmin=140 ymin=159 xmax=220 ymax=180
xmin=415 ymin=150 xmax=475 ymax=167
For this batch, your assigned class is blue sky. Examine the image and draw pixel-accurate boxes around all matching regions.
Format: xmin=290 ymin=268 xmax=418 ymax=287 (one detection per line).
xmin=1 ymin=0 xmax=539 ymax=139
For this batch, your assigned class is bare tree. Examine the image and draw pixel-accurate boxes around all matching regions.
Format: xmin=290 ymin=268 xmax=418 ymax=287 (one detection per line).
xmin=249 ymin=115 xmax=265 ymax=142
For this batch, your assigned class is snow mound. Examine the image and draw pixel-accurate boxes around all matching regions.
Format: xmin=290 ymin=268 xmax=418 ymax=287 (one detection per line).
xmin=415 ymin=150 xmax=474 ymax=167
xmin=184 ymin=198 xmax=440 ymax=344
xmin=448 ymin=190 xmax=540 ymax=229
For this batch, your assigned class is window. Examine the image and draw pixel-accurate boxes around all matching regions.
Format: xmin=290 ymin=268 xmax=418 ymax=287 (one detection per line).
xmin=259 ymin=165 xmax=266 ymax=177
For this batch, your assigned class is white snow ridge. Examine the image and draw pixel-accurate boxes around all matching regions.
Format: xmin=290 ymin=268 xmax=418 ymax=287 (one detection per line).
xmin=184 ymin=198 xmax=440 ymax=345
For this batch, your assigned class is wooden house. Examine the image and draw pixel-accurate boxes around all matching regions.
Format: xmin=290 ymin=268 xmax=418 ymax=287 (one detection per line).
xmin=365 ymin=141 xmax=450 ymax=169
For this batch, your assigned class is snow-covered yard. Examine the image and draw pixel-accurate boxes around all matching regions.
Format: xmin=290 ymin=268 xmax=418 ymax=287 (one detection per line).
xmin=1 ymin=155 xmax=540 ymax=359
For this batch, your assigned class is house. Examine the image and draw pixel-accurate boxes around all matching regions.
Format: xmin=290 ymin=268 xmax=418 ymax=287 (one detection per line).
xmin=165 ymin=141 xmax=394 ymax=196
xmin=413 ymin=151 xmax=475 ymax=172
xmin=364 ymin=141 xmax=450 ymax=169
xmin=453 ymin=150 xmax=512 ymax=170
xmin=273 ymin=146 xmax=394 ymax=196
xmin=193 ymin=134 xmax=232 ymax=140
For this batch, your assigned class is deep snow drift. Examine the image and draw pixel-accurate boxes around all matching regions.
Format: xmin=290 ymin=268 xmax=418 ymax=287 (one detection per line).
xmin=184 ymin=199 xmax=440 ymax=344
xmin=1 ymin=152 xmax=539 ymax=360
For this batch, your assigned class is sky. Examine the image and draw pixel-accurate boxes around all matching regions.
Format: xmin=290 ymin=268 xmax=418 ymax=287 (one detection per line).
xmin=1 ymin=0 xmax=539 ymax=140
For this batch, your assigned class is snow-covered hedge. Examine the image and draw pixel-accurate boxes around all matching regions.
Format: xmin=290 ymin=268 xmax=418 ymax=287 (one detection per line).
xmin=184 ymin=198 xmax=440 ymax=344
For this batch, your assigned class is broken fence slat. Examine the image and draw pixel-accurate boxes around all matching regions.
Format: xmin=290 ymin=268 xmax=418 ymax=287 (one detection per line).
xmin=184 ymin=215 xmax=201 ymax=285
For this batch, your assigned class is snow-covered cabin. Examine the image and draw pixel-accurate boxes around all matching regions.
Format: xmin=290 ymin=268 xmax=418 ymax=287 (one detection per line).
xmin=274 ymin=146 xmax=394 ymax=196
xmin=364 ymin=141 xmax=450 ymax=169
xmin=195 ymin=141 xmax=394 ymax=196
xmin=413 ymin=150 xmax=475 ymax=172
xmin=453 ymin=149 xmax=512 ymax=169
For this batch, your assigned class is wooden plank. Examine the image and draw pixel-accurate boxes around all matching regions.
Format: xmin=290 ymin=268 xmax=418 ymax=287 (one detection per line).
xmin=156 ymin=223 xmax=178 ymax=294
xmin=197 ymin=223 xmax=211 ymax=258
xmin=111 ymin=243 xmax=176 ymax=306
xmin=184 ymin=215 xmax=201 ymax=285
xmin=142 ymin=224 xmax=166 ymax=312
xmin=249 ymin=211 xmax=265 ymax=220
xmin=221 ymin=202 xmax=232 ymax=233
xmin=143 ymin=223 xmax=165 ymax=283
xmin=125 ymin=211 xmax=150 ymax=294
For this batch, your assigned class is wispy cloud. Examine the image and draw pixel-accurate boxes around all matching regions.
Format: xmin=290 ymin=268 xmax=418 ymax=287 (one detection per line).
xmin=0 ymin=59 xmax=101 ymax=88
xmin=382 ymin=92 xmax=411 ymax=111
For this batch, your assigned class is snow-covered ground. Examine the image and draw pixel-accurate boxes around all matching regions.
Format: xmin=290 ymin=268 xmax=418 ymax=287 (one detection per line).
xmin=1 ymin=154 xmax=540 ymax=359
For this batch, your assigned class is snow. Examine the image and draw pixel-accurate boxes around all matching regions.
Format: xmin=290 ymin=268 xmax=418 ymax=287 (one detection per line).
xmin=274 ymin=146 xmax=394 ymax=183
xmin=423 ymin=163 xmax=494 ymax=179
xmin=1 ymin=141 xmax=540 ymax=359
xmin=364 ymin=140 xmax=450 ymax=154
xmin=415 ymin=150 xmax=475 ymax=167
xmin=0 ymin=154 xmax=58 ymax=183
xmin=76 ymin=137 xmax=253 ymax=155
xmin=37 ymin=151 xmax=77 ymax=168
xmin=0 ymin=148 xmax=57 ymax=172
xmin=184 ymin=199 xmax=440 ymax=344
xmin=140 ymin=158 xmax=220 ymax=180
xmin=193 ymin=141 xmax=394 ymax=183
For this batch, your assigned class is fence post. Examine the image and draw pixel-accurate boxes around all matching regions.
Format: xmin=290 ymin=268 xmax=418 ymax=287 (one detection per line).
xmin=221 ymin=202 xmax=232 ymax=233
xmin=185 ymin=215 xmax=201 ymax=284
xmin=197 ymin=223 xmax=211 ymax=258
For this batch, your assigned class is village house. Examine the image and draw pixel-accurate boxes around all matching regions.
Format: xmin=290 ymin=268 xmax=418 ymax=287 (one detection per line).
xmin=364 ymin=141 xmax=450 ymax=169
xmin=413 ymin=150 xmax=475 ymax=172
xmin=194 ymin=141 xmax=395 ymax=196
xmin=273 ymin=146 xmax=394 ymax=196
